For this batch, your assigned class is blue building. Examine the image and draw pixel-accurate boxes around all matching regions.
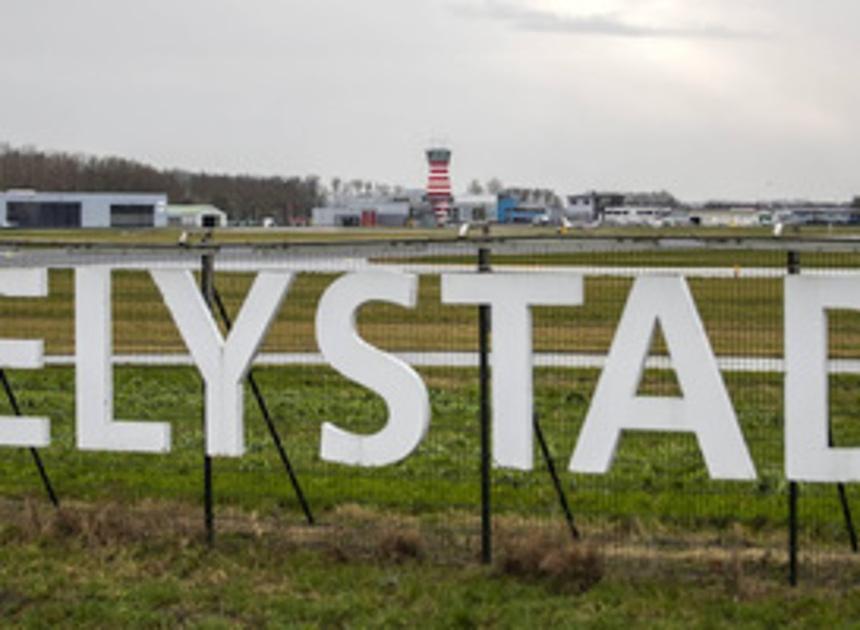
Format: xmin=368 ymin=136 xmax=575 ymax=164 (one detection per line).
xmin=496 ymin=193 xmax=550 ymax=224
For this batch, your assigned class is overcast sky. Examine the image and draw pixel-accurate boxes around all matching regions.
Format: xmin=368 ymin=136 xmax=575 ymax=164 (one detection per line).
xmin=1 ymin=0 xmax=858 ymax=201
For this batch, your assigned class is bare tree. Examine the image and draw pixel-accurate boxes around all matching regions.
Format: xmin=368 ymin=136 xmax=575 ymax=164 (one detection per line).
xmin=486 ymin=177 xmax=504 ymax=195
xmin=0 ymin=143 xmax=325 ymax=223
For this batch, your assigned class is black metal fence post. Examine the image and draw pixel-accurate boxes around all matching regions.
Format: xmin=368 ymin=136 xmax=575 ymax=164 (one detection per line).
xmin=478 ymin=244 xmax=492 ymax=564
xmin=787 ymin=249 xmax=800 ymax=586
xmin=201 ymin=252 xmax=215 ymax=546
xmin=789 ymin=481 xmax=799 ymax=586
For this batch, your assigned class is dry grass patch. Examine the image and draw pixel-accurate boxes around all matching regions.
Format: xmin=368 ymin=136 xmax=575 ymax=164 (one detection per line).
xmin=496 ymin=526 xmax=603 ymax=594
xmin=3 ymin=497 xmax=860 ymax=593
xmin=376 ymin=526 xmax=425 ymax=563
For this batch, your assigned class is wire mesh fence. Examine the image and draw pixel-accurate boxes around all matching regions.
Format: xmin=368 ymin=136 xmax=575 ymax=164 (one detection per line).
xmin=0 ymin=236 xmax=859 ymax=585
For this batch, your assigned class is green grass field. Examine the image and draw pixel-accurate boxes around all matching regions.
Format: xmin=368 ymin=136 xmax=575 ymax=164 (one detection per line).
xmin=4 ymin=506 xmax=860 ymax=628
xmin=2 ymin=229 xmax=860 ymax=625
xmin=1 ymin=363 xmax=857 ymax=530
xmin=2 ymin=502 xmax=860 ymax=628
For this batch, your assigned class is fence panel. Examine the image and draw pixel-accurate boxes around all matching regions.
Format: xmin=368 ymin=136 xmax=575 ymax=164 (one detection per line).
xmin=1 ymin=237 xmax=859 ymax=584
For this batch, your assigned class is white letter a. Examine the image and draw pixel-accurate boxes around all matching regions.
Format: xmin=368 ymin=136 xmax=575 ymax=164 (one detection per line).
xmin=570 ymin=276 xmax=756 ymax=480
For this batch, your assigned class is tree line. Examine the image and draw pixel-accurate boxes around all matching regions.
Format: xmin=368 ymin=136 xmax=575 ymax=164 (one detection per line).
xmin=0 ymin=144 xmax=324 ymax=224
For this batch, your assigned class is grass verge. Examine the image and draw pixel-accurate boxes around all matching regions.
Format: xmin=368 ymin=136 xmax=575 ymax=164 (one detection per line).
xmin=1 ymin=499 xmax=859 ymax=628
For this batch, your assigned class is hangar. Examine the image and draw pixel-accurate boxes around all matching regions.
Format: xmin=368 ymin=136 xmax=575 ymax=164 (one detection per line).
xmin=0 ymin=190 xmax=168 ymax=228
xmin=165 ymin=204 xmax=228 ymax=228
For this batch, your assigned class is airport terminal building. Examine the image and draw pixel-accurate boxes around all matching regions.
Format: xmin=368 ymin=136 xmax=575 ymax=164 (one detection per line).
xmin=0 ymin=190 xmax=168 ymax=228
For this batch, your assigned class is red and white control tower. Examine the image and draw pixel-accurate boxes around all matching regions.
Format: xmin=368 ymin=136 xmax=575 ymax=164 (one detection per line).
xmin=426 ymin=147 xmax=452 ymax=226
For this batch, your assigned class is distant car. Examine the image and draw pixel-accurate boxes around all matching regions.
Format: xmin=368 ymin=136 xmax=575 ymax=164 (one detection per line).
xmin=532 ymin=214 xmax=550 ymax=226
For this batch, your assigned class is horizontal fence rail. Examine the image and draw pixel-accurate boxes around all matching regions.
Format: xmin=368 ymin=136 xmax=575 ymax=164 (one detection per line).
xmin=32 ymin=352 xmax=860 ymax=375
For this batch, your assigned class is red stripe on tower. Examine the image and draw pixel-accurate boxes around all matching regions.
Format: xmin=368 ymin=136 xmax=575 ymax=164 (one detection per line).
xmin=425 ymin=147 xmax=452 ymax=226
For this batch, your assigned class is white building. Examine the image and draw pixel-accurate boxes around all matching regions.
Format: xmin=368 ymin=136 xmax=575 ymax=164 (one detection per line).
xmin=779 ymin=205 xmax=859 ymax=225
xmin=0 ymin=190 xmax=168 ymax=228
xmin=165 ymin=204 xmax=228 ymax=228
xmin=688 ymin=207 xmax=769 ymax=227
xmin=312 ymin=199 xmax=410 ymax=227
xmin=563 ymin=192 xmax=626 ymax=223
xmin=602 ymin=205 xmax=676 ymax=226
xmin=450 ymin=194 xmax=495 ymax=224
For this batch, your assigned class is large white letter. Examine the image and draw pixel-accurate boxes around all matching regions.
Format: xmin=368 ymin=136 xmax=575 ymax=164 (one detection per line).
xmin=786 ymin=276 xmax=860 ymax=482
xmin=441 ymin=273 xmax=583 ymax=470
xmin=316 ymin=270 xmax=429 ymax=466
xmin=570 ymin=276 xmax=756 ymax=480
xmin=151 ymin=270 xmax=292 ymax=456
xmin=76 ymin=267 xmax=171 ymax=452
xmin=0 ymin=269 xmax=49 ymax=447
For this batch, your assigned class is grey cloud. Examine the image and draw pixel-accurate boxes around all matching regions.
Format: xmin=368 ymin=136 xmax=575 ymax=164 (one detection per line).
xmin=451 ymin=1 xmax=755 ymax=39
